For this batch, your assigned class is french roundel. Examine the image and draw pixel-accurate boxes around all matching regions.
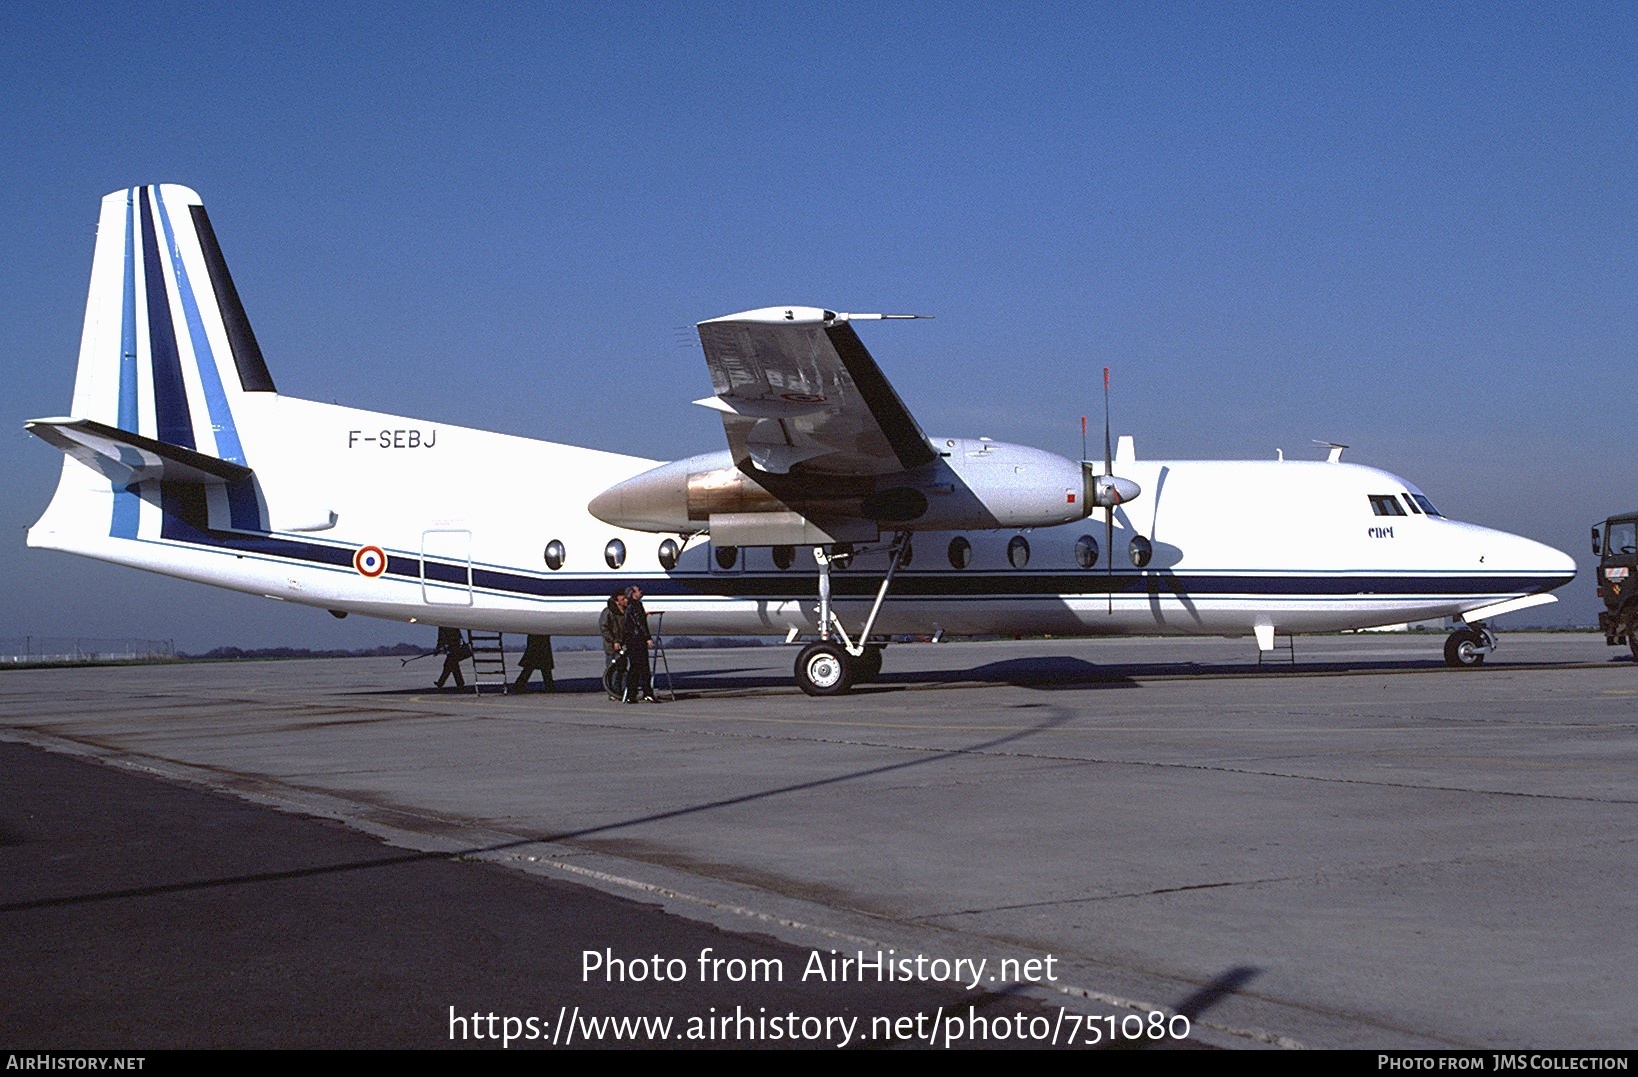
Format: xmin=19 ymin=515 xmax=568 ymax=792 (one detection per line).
xmin=353 ymin=545 xmax=387 ymax=578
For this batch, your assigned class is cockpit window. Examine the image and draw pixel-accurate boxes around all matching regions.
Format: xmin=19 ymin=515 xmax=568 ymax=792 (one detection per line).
xmin=1410 ymin=494 xmax=1442 ymax=517
xmin=1369 ymin=494 xmax=1406 ymax=516
xmin=1400 ymin=493 xmax=1422 ymax=514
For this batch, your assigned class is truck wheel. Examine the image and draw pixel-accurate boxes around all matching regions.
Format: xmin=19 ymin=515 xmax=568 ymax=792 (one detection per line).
xmin=1444 ymin=629 xmax=1486 ymax=668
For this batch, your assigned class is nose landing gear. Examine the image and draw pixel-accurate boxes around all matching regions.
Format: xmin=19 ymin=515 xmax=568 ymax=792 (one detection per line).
xmin=1443 ymin=623 xmax=1496 ymax=668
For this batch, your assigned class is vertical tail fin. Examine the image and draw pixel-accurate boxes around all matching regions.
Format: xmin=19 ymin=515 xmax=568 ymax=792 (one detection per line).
xmin=31 ymin=186 xmax=275 ymax=547
xmin=68 ymin=184 xmax=275 ymax=456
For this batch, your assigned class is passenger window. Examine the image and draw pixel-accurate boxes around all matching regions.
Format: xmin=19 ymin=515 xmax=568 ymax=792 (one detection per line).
xmin=947 ymin=536 xmax=971 ymax=569
xmin=657 ymin=538 xmax=680 ymax=571
xmin=772 ymin=545 xmax=795 ymax=569
xmin=1074 ymin=534 xmax=1099 ymax=569
xmin=1129 ymin=535 xmax=1153 ymax=568
xmin=543 ymin=540 xmax=566 ymax=571
xmin=714 ymin=545 xmax=739 ymax=570
xmin=1007 ymin=535 xmax=1030 ymax=569
xmin=604 ymin=539 xmax=626 ymax=569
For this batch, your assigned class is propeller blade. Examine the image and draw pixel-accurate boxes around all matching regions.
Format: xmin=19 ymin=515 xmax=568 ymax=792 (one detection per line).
xmin=1103 ymin=367 xmax=1112 ymax=474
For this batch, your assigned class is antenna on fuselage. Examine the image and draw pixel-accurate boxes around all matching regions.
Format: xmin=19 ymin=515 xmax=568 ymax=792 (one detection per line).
xmin=1103 ymin=368 xmax=1115 ymax=615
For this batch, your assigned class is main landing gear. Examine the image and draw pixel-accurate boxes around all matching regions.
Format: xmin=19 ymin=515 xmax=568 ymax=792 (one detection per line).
xmin=1443 ymin=623 xmax=1496 ymax=668
xmin=793 ymin=533 xmax=906 ymax=696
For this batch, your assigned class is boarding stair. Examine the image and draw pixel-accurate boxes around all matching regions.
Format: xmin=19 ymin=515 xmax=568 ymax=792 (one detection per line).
xmin=466 ymin=630 xmax=510 ymax=693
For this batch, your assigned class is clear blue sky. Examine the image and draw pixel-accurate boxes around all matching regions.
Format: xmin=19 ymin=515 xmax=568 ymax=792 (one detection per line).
xmin=3 ymin=1 xmax=1632 ymax=650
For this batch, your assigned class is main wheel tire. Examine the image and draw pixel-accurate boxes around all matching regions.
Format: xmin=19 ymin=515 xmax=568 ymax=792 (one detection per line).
xmin=1444 ymin=629 xmax=1486 ymax=668
xmin=851 ymin=645 xmax=884 ymax=684
xmin=796 ymin=642 xmax=853 ymax=696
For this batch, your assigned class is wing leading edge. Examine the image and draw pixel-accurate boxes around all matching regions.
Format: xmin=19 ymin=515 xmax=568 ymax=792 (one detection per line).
xmin=695 ymin=307 xmax=937 ymax=477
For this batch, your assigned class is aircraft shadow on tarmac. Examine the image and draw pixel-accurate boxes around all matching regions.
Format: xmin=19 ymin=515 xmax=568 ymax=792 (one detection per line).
xmin=377 ymin=649 xmax=1494 ymax=700
xmin=666 ymin=655 xmax=1145 ymax=694
xmin=370 ymin=656 xmax=1145 ymax=696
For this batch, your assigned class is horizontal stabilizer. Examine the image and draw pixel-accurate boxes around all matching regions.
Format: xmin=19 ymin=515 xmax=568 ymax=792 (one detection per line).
xmin=27 ymin=417 xmax=253 ymax=488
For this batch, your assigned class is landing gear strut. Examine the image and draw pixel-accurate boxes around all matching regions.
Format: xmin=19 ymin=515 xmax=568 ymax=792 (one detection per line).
xmin=1443 ymin=623 xmax=1496 ymax=668
xmin=793 ymin=533 xmax=908 ymax=696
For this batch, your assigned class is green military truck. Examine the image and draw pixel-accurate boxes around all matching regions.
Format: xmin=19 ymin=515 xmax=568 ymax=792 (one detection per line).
xmin=1593 ymin=513 xmax=1638 ymax=659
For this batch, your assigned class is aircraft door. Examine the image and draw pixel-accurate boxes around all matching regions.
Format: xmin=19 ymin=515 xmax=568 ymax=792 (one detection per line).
xmin=421 ymin=529 xmax=474 ymax=605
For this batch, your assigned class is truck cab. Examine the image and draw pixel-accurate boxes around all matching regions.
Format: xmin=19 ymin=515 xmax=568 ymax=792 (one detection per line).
xmin=1593 ymin=513 xmax=1638 ymax=658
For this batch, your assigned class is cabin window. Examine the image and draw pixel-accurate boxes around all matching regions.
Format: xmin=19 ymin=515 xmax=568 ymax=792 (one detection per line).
xmin=656 ymin=538 xmax=680 ymax=570
xmin=1128 ymin=535 xmax=1152 ymax=568
xmin=604 ymin=539 xmax=626 ymax=569
xmin=1369 ymin=494 xmax=1406 ymax=517
xmin=947 ymin=536 xmax=972 ymax=569
xmin=714 ymin=545 xmax=738 ymax=570
xmin=1400 ymin=493 xmax=1423 ymax=514
xmin=1007 ymin=535 xmax=1030 ymax=569
xmin=773 ymin=545 xmax=795 ymax=569
xmin=543 ymin=540 xmax=566 ymax=571
xmin=1410 ymin=493 xmax=1443 ymax=517
xmin=1074 ymin=534 xmax=1099 ymax=569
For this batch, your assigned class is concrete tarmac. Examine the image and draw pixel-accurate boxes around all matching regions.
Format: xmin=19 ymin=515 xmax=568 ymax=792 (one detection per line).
xmin=1 ymin=632 xmax=1633 ymax=1049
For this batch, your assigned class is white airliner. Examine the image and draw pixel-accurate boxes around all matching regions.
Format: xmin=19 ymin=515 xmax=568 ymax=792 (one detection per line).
xmin=28 ymin=186 xmax=1575 ymax=693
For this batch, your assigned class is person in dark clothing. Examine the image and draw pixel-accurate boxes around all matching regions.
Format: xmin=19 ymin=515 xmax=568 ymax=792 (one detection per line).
xmin=513 ymin=634 xmax=554 ymax=693
xmin=598 ymin=591 xmax=628 ymax=701
xmin=622 ymin=584 xmax=657 ymax=703
xmin=433 ymin=626 xmax=469 ymax=689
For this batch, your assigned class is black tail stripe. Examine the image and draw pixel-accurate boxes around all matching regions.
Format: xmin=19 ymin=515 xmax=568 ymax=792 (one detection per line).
xmin=189 ymin=204 xmax=276 ymax=393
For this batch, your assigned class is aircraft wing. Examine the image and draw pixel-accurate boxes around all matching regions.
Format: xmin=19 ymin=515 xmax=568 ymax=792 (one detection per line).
xmin=695 ymin=307 xmax=938 ymax=476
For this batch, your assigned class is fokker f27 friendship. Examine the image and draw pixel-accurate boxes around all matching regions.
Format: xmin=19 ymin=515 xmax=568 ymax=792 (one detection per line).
xmin=28 ymin=186 xmax=1575 ymax=693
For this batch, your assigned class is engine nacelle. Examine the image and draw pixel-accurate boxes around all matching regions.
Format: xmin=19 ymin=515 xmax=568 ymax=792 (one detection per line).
xmin=588 ymin=439 xmax=1139 ymax=543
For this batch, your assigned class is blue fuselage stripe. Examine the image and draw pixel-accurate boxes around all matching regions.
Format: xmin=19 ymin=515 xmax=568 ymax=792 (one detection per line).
xmin=138 ymin=514 xmax=1574 ymax=605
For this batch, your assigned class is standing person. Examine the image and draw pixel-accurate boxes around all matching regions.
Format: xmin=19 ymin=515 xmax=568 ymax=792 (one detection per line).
xmin=598 ymin=590 xmax=628 ymax=701
xmin=623 ymin=584 xmax=657 ymax=703
xmin=433 ymin=626 xmax=468 ymax=690
xmin=512 ymin=634 xmax=554 ymax=693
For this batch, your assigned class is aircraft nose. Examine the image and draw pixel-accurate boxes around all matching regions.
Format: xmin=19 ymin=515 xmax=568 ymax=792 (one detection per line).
xmin=1490 ymin=529 xmax=1577 ymax=592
